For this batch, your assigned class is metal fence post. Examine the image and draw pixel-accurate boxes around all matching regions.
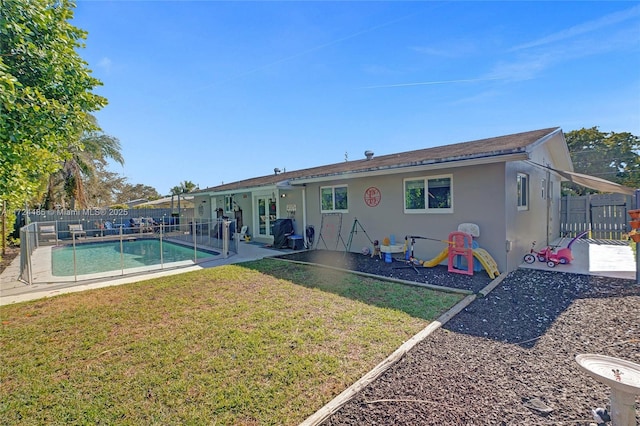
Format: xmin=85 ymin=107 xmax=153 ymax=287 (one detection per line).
xmin=223 ymin=220 xmax=229 ymax=259
xmin=160 ymin=222 xmax=164 ymax=269
xmin=26 ymin=226 xmax=33 ymax=285
xmin=192 ymin=221 xmax=197 ymax=262
xmin=120 ymin=225 xmax=124 ymax=276
xmin=72 ymin=231 xmax=77 ymax=282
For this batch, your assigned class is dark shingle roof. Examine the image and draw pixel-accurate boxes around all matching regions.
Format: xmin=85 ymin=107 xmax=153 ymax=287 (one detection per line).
xmin=198 ymin=127 xmax=560 ymax=193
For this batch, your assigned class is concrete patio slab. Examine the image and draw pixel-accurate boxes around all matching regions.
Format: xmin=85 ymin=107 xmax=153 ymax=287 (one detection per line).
xmin=519 ymin=239 xmax=637 ymax=280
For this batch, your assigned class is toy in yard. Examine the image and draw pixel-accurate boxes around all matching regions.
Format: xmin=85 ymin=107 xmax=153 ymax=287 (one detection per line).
xmin=380 ymin=234 xmax=406 ymax=263
xmin=395 ymin=223 xmax=500 ymax=279
xmin=523 ymin=230 xmax=588 ymax=268
xmin=393 ymin=235 xmax=424 ymax=273
xmin=371 ymin=240 xmax=382 ymax=259
xmin=446 ymin=224 xmax=500 ymax=279
xmin=450 ymin=223 xmax=482 ymax=273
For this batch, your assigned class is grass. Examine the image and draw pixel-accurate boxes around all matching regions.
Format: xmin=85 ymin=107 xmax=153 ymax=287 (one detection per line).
xmin=0 ymin=259 xmax=463 ymax=425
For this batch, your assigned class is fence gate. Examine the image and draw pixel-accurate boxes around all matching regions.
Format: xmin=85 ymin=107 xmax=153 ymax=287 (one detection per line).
xmin=561 ymin=193 xmax=633 ymax=240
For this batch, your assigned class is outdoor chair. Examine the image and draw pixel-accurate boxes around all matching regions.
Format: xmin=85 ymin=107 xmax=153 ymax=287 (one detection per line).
xmin=68 ymin=224 xmax=86 ymax=239
xmin=104 ymin=221 xmax=116 ymax=235
xmin=237 ymin=225 xmax=249 ymax=240
xmin=39 ymin=224 xmax=58 ymax=243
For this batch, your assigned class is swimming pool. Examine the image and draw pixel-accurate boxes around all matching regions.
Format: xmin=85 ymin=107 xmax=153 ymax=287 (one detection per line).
xmin=52 ymin=239 xmax=218 ymax=277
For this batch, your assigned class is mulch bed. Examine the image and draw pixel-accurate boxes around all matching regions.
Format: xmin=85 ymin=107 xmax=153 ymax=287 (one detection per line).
xmin=275 ymin=250 xmax=640 ymax=425
xmin=0 ymin=246 xmax=19 ymax=275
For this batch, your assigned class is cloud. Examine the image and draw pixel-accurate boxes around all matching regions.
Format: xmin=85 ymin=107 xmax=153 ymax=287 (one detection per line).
xmin=486 ymin=5 xmax=640 ymax=82
xmin=411 ymin=40 xmax=479 ymax=58
xmin=485 ymin=54 xmax=552 ymax=82
xmin=509 ymin=4 xmax=640 ymax=52
xmin=97 ymin=57 xmax=112 ymax=73
xmin=359 ymin=76 xmax=503 ymax=90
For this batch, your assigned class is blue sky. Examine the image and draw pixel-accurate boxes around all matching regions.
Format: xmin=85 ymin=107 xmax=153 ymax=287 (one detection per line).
xmin=72 ymin=1 xmax=640 ymax=196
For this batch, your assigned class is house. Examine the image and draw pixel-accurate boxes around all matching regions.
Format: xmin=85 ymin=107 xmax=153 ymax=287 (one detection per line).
xmin=135 ymin=195 xmax=195 ymax=209
xmin=192 ymin=127 xmax=627 ymax=273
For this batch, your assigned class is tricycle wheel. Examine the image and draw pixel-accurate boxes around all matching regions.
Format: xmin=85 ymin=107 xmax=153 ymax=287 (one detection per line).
xmin=524 ymin=254 xmax=536 ymax=264
xmin=558 ymin=257 xmax=570 ymax=265
xmin=547 ymin=261 xmax=556 ymax=268
xmin=537 ymin=255 xmax=546 ymax=262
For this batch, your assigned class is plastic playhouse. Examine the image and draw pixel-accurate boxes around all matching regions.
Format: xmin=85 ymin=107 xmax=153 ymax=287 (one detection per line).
xmin=399 ymin=223 xmax=500 ymax=279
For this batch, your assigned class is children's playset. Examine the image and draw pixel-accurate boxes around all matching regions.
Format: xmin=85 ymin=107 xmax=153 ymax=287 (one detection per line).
xmin=316 ymin=215 xmax=500 ymax=279
xmin=379 ymin=223 xmax=500 ymax=279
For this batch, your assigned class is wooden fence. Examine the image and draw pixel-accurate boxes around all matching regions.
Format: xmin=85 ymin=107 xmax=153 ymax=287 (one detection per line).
xmin=560 ymin=193 xmax=634 ymax=240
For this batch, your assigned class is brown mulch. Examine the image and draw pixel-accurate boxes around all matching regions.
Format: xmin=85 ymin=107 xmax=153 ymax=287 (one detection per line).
xmin=0 ymin=246 xmax=19 ymax=275
xmin=275 ymin=250 xmax=640 ymax=425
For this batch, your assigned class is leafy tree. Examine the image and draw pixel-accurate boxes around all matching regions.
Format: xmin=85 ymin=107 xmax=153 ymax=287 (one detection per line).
xmin=43 ymin=115 xmax=124 ymax=209
xmin=564 ymin=127 xmax=640 ymax=195
xmin=0 ymin=0 xmax=106 ymax=212
xmin=85 ymin=163 xmax=127 ymax=207
xmin=115 ymin=183 xmax=161 ymax=205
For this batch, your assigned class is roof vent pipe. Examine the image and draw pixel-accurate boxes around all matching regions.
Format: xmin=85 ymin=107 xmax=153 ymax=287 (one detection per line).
xmin=364 ymin=150 xmax=374 ymax=160
xmin=274 ymin=168 xmax=281 ymax=175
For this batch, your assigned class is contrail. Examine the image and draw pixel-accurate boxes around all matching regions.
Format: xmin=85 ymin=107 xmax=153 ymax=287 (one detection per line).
xmin=360 ymin=76 xmax=504 ymax=89
xmin=196 ymin=3 xmax=447 ymax=91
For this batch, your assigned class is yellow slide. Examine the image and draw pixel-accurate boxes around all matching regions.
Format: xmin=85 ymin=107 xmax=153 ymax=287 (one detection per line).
xmin=419 ymin=247 xmax=500 ymax=279
xmin=472 ymin=249 xmax=500 ymax=279
xmin=421 ymin=247 xmax=450 ymax=267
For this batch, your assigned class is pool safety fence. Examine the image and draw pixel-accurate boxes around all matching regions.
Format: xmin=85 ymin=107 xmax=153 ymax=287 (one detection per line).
xmin=18 ymin=218 xmax=238 ymax=285
xmin=19 ymin=208 xmax=193 ymax=235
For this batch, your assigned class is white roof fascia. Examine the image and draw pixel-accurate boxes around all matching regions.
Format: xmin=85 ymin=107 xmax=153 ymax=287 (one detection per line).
xmin=525 ymin=128 xmax=573 ymax=172
xmin=199 ymin=186 xmax=279 ymax=197
xmin=291 ymin=152 xmax=530 ymax=185
xmin=524 ymin=127 xmax=562 ymax=152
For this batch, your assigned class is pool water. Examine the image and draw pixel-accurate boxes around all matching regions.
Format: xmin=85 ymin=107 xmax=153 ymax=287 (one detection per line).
xmin=52 ymin=239 xmax=218 ymax=276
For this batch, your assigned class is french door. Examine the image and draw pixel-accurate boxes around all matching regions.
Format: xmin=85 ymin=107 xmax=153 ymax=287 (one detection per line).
xmin=257 ymin=197 xmax=277 ymax=237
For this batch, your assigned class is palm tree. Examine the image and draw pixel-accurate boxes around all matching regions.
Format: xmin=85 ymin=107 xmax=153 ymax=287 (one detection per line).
xmin=170 ymin=180 xmax=198 ymax=212
xmin=43 ymin=116 xmax=124 ymax=209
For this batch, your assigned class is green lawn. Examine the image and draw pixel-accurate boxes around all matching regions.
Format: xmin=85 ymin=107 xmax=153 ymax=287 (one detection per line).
xmin=0 ymin=259 xmax=462 ymax=425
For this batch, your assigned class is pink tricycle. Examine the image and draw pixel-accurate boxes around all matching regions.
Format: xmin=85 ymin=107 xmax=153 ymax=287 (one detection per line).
xmin=523 ymin=231 xmax=588 ymax=268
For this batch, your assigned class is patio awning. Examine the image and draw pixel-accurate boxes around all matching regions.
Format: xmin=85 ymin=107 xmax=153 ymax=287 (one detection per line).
xmin=552 ymin=168 xmax=636 ymax=196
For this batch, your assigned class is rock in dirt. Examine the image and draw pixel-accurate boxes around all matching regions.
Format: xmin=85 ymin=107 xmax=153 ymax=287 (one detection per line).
xmin=522 ymin=397 xmax=553 ymax=415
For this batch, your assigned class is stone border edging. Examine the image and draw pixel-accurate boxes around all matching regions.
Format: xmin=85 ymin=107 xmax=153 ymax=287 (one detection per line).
xmin=272 ymin=258 xmax=473 ymax=295
xmin=296 ymin=265 xmax=509 ymax=425
xmin=478 ymin=271 xmax=509 ymax=297
xmin=299 ymin=292 xmax=478 ymax=425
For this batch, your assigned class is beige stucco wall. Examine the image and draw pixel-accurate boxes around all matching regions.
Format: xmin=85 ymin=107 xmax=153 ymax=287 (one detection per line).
xmin=504 ymin=134 xmax=566 ymax=271
xmin=303 ymin=162 xmax=510 ymax=273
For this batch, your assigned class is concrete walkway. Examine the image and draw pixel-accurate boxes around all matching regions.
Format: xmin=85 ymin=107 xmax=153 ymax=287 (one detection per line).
xmin=0 ymin=242 xmax=284 ymax=306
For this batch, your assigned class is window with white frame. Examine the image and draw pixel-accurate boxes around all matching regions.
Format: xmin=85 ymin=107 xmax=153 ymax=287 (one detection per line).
xmin=224 ymin=195 xmax=234 ymax=213
xmin=517 ymin=173 xmax=529 ymax=210
xmin=320 ymin=185 xmax=348 ymax=212
xmin=404 ymin=175 xmax=452 ymax=213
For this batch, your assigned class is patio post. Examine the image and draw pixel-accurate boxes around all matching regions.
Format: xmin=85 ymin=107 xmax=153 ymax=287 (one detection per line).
xmin=634 ymin=189 xmax=640 ymax=284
